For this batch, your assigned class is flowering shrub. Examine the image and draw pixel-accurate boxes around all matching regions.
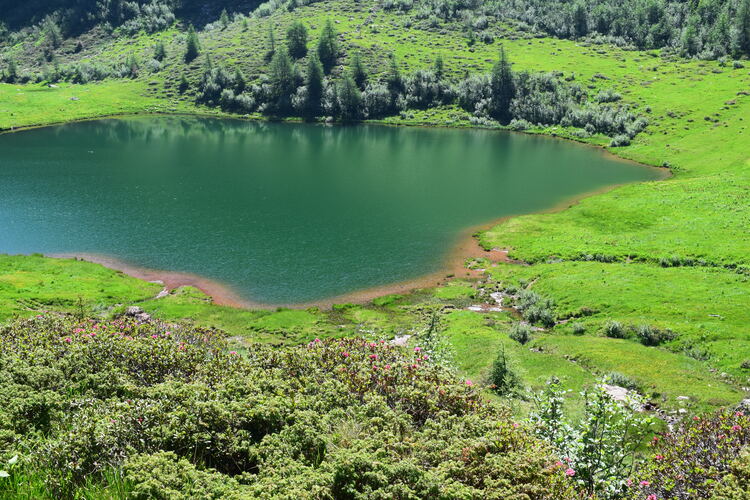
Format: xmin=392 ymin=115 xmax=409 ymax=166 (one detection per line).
xmin=530 ymin=378 xmax=655 ymax=498
xmin=629 ymin=409 xmax=750 ymax=499
xmin=0 ymin=314 xmax=569 ymax=498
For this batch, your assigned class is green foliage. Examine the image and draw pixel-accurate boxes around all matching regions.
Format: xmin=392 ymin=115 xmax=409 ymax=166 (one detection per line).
xmin=603 ymin=320 xmax=628 ymax=339
xmin=489 ymin=346 xmax=521 ymax=395
xmin=317 ymin=19 xmax=339 ymax=73
xmin=489 ymin=46 xmax=515 ymax=123
xmin=267 ymin=48 xmax=299 ymax=114
xmin=153 ymin=41 xmax=166 ymax=61
xmin=634 ymin=324 xmax=676 ymax=346
xmin=349 ymin=51 xmax=367 ymax=90
xmin=184 ymin=24 xmax=200 ymax=62
xmin=336 ymin=74 xmax=362 ymax=121
xmin=286 ymin=21 xmax=308 ymax=59
xmin=631 ymin=409 xmax=750 ymax=499
xmin=0 ymin=314 xmax=566 ymax=498
xmin=530 ymin=378 xmax=655 ymax=498
xmin=510 ymin=322 xmax=533 ymax=345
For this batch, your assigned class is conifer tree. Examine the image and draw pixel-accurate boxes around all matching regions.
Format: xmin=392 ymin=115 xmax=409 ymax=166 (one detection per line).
xmin=184 ymin=24 xmax=200 ymax=62
xmin=153 ymin=41 xmax=166 ymax=61
xmin=304 ymin=52 xmax=324 ymax=118
xmin=490 ymin=47 xmax=515 ymax=123
xmin=219 ymin=9 xmax=230 ymax=29
xmin=269 ymin=49 xmax=296 ymax=114
xmin=337 ymin=74 xmax=362 ymax=122
xmin=350 ymin=52 xmax=367 ymax=90
xmin=433 ymin=55 xmax=444 ymax=80
xmin=736 ymin=0 xmax=750 ymax=56
xmin=317 ymin=19 xmax=339 ymax=73
xmin=286 ymin=21 xmax=308 ymax=59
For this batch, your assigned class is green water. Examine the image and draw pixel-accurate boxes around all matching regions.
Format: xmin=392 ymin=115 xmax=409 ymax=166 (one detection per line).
xmin=0 ymin=116 xmax=662 ymax=304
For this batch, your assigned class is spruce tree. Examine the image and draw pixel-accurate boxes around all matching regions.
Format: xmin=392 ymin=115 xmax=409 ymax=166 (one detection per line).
xmin=386 ymin=53 xmax=403 ymax=97
xmin=490 ymin=47 xmax=515 ymax=123
xmin=350 ymin=52 xmax=367 ymax=90
xmin=184 ymin=25 xmax=200 ymax=62
xmin=286 ymin=21 xmax=308 ymax=59
xmin=433 ymin=55 xmax=444 ymax=80
xmin=5 ymin=58 xmax=17 ymax=83
xmin=265 ymin=24 xmax=276 ymax=61
xmin=234 ymin=68 xmax=246 ymax=93
xmin=219 ymin=9 xmax=230 ymax=29
xmin=736 ymin=0 xmax=750 ymax=56
xmin=153 ymin=41 xmax=166 ymax=61
xmin=269 ymin=48 xmax=296 ymax=114
xmin=304 ymin=52 xmax=324 ymax=118
xmin=337 ymin=74 xmax=362 ymax=122
xmin=317 ymin=19 xmax=339 ymax=73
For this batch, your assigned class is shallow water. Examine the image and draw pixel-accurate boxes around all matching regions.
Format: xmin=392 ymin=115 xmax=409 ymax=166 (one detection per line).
xmin=0 ymin=116 xmax=662 ymax=304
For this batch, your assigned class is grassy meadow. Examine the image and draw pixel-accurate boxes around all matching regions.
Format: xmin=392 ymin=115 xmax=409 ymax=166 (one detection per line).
xmin=1 ymin=0 xmax=749 ymax=418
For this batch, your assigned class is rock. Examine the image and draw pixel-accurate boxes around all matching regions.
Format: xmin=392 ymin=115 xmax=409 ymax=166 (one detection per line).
xmin=126 ymin=306 xmax=143 ymax=316
xmin=602 ymin=384 xmax=630 ymax=403
xmin=390 ymin=334 xmax=411 ymax=347
xmin=155 ymin=289 xmax=170 ymax=299
xmin=676 ymin=396 xmax=690 ymax=401
xmin=70 ymin=96 xmax=79 ymax=101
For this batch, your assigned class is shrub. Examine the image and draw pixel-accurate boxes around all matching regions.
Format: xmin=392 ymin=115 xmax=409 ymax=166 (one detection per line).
xmin=604 ymin=372 xmax=639 ymax=391
xmin=630 ymin=409 xmax=750 ymax=499
xmin=602 ymin=320 xmax=628 ymax=339
xmin=488 ymin=346 xmax=521 ymax=395
xmin=635 ymin=324 xmax=676 ymax=346
xmin=0 ymin=314 xmax=564 ymax=498
xmin=510 ymin=322 xmax=533 ymax=345
xmin=571 ymin=322 xmax=586 ymax=335
xmin=609 ymin=134 xmax=631 ymax=147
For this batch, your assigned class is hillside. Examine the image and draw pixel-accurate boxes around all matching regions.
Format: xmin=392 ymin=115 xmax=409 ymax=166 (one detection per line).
xmin=1 ymin=0 xmax=750 ymax=497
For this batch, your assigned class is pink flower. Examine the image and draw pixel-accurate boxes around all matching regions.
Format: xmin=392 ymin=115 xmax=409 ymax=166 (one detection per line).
xmin=423 ymin=354 xmax=429 ymax=360
xmin=229 ymin=351 xmax=237 ymax=355
xmin=640 ymin=481 xmax=650 ymax=486
xmin=64 ymin=337 xmax=72 ymax=343
xmin=465 ymin=379 xmax=474 ymax=386
xmin=654 ymin=454 xmax=664 ymax=461
xmin=89 ymin=332 xmax=96 ymax=337
xmin=73 ymin=328 xmax=84 ymax=333
xmin=626 ymin=478 xmax=633 ymax=486
xmin=341 ymin=351 xmax=350 ymax=358
xmin=647 ymin=496 xmax=657 ymax=500
xmin=512 ymin=423 xmax=520 ymax=429
xmin=151 ymin=334 xmax=159 ymax=339
xmin=731 ymin=425 xmax=742 ymax=432
xmin=414 ymin=347 xmax=422 ymax=352
xmin=384 ymin=364 xmax=391 ymax=370
xmin=555 ymin=461 xmax=564 ymax=467
xmin=736 ymin=411 xmax=744 ymax=417
xmin=565 ymin=468 xmax=575 ymax=477
xmin=314 ymin=338 xmax=321 ymax=343
xmin=693 ymin=416 xmax=700 ymax=421
xmin=369 ymin=354 xmax=378 ymax=360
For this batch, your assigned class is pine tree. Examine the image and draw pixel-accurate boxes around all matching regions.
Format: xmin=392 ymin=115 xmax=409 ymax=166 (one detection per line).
xmin=265 ymin=24 xmax=276 ymax=61
xmin=304 ymin=52 xmax=324 ymax=118
xmin=337 ymin=74 xmax=362 ymax=122
xmin=219 ymin=9 xmax=230 ymax=29
xmin=433 ymin=55 xmax=444 ymax=80
xmin=736 ymin=0 xmax=750 ymax=56
xmin=350 ymin=52 xmax=367 ymax=90
xmin=386 ymin=53 xmax=403 ymax=97
xmin=489 ymin=47 xmax=515 ymax=123
xmin=234 ymin=68 xmax=246 ymax=93
xmin=573 ymin=1 xmax=588 ymax=38
xmin=5 ymin=58 xmax=17 ymax=83
xmin=286 ymin=21 xmax=308 ymax=59
xmin=153 ymin=41 xmax=166 ymax=61
xmin=178 ymin=74 xmax=189 ymax=93
xmin=184 ymin=25 xmax=200 ymax=62
xmin=317 ymin=19 xmax=339 ymax=73
xmin=269 ymin=49 xmax=296 ymax=114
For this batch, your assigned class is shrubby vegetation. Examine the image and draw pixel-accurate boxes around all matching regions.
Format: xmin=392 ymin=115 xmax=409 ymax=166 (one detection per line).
xmin=0 ymin=314 xmax=575 ymax=498
xmin=381 ymin=0 xmax=750 ymax=59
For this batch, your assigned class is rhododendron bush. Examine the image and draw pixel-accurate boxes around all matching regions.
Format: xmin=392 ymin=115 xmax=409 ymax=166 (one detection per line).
xmin=0 ymin=315 xmax=572 ymax=498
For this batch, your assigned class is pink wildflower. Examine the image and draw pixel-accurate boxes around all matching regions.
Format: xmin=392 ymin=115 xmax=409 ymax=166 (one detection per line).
xmin=229 ymin=351 xmax=237 ymax=355
xmin=647 ymin=496 xmax=657 ymax=500
xmin=512 ymin=423 xmax=520 ymax=429
xmin=414 ymin=347 xmax=422 ymax=352
xmin=626 ymin=478 xmax=633 ymax=486
xmin=151 ymin=334 xmax=159 ymax=339
xmin=341 ymin=351 xmax=350 ymax=358
xmin=314 ymin=338 xmax=321 ymax=343
xmin=640 ymin=481 xmax=650 ymax=487
xmin=555 ymin=461 xmax=564 ymax=467
xmin=64 ymin=337 xmax=72 ymax=343
xmin=384 ymin=364 xmax=391 ymax=370
xmin=693 ymin=416 xmax=700 ymax=421
xmin=565 ymin=468 xmax=575 ymax=477
xmin=736 ymin=411 xmax=744 ymax=417
xmin=654 ymin=455 xmax=664 ymax=461
xmin=369 ymin=354 xmax=378 ymax=360
xmin=731 ymin=425 xmax=742 ymax=432
xmin=465 ymin=379 xmax=474 ymax=386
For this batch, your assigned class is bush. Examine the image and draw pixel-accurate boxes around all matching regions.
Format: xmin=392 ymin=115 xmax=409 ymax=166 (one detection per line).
xmin=602 ymin=320 xmax=628 ymax=339
xmin=609 ymin=134 xmax=631 ymax=147
xmin=510 ymin=322 xmax=533 ymax=345
xmin=0 ymin=314 xmax=565 ymax=498
xmin=489 ymin=346 xmax=521 ymax=395
xmin=635 ymin=324 xmax=676 ymax=346
xmin=631 ymin=409 xmax=750 ymax=499
xmin=604 ymin=372 xmax=639 ymax=390
xmin=571 ymin=322 xmax=586 ymax=335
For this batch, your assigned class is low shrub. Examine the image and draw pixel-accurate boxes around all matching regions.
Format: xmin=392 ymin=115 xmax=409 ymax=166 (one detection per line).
xmin=602 ymin=320 xmax=628 ymax=339
xmin=488 ymin=346 xmax=521 ymax=395
xmin=510 ymin=322 xmax=533 ymax=345
xmin=635 ymin=324 xmax=676 ymax=346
